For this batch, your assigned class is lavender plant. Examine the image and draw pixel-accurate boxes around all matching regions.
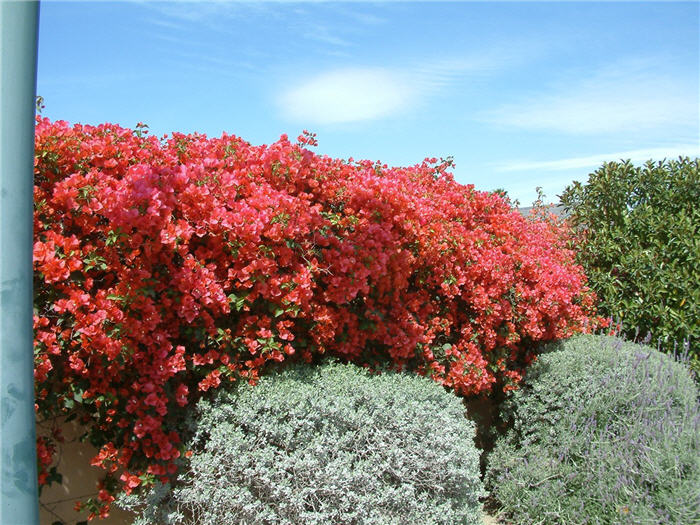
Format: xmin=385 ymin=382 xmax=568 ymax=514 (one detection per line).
xmin=486 ymin=334 xmax=700 ymax=524
xmin=119 ymin=361 xmax=484 ymax=525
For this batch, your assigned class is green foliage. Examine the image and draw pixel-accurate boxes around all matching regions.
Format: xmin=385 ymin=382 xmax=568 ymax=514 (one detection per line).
xmin=486 ymin=334 xmax=700 ymax=524
xmin=559 ymin=158 xmax=700 ymax=366
xmin=490 ymin=187 xmax=519 ymax=208
xmin=118 ymin=361 xmax=484 ymax=525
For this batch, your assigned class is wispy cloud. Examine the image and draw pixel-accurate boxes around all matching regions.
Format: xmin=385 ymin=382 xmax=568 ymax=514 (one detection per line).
xmin=481 ymin=59 xmax=698 ymax=135
xmin=302 ymin=24 xmax=352 ymax=48
xmin=495 ymin=144 xmax=700 ymax=173
xmin=409 ymin=51 xmax=523 ymax=93
xmin=135 ymin=1 xmax=231 ymax=23
xmin=146 ymin=18 xmax=190 ymax=31
xmin=132 ymin=0 xmax=278 ymax=31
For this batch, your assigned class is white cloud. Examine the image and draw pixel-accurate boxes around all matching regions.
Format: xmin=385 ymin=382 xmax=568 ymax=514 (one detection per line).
xmin=481 ymin=60 xmax=699 ymax=135
xmin=496 ymin=144 xmax=700 ymax=173
xmin=277 ymin=46 xmax=534 ymax=125
xmin=278 ymin=68 xmax=415 ymax=124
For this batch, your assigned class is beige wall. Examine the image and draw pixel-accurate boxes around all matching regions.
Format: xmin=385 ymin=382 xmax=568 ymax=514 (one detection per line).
xmin=38 ymin=417 xmax=136 ymax=525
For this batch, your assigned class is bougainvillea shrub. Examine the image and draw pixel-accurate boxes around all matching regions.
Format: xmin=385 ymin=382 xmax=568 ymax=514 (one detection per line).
xmin=33 ymin=118 xmax=598 ymax=517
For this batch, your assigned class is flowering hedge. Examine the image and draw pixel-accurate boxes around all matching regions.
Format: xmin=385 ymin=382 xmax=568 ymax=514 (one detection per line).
xmin=33 ymin=118 xmax=597 ymax=518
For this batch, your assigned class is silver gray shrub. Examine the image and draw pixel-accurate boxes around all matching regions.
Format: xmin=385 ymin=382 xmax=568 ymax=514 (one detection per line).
xmin=486 ymin=334 xmax=700 ymax=524
xmin=119 ymin=361 xmax=484 ymax=525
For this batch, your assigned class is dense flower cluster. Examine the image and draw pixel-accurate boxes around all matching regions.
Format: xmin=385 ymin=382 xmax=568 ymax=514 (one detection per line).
xmin=33 ymin=118 xmax=598 ymax=516
xmin=36 ymin=435 xmax=57 ymax=486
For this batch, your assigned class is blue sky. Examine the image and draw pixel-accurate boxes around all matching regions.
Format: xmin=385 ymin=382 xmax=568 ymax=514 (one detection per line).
xmin=37 ymin=0 xmax=699 ymax=205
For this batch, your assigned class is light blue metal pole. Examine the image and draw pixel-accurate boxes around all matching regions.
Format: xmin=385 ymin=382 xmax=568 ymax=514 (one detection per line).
xmin=0 ymin=1 xmax=40 ymax=524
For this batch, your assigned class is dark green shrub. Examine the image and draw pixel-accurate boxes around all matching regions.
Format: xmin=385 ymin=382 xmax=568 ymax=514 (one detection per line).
xmin=119 ymin=361 xmax=484 ymax=524
xmin=486 ymin=334 xmax=700 ymax=524
xmin=559 ymin=157 xmax=700 ymax=366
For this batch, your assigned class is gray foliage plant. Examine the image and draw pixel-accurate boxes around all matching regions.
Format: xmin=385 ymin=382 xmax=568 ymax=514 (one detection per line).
xmin=118 ymin=360 xmax=484 ymax=525
xmin=486 ymin=334 xmax=700 ymax=524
